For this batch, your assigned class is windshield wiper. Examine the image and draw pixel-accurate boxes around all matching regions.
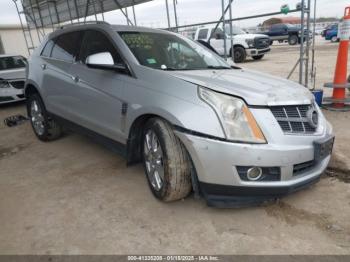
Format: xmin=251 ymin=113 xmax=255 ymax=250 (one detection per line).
xmin=161 ymin=67 xmax=177 ymax=71
xmin=207 ymin=65 xmax=231 ymax=70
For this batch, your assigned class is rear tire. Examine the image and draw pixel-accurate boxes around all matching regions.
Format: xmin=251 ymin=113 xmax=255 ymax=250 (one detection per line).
xmin=142 ymin=118 xmax=192 ymax=202
xmin=331 ymin=36 xmax=338 ymax=43
xmin=288 ymin=35 xmax=298 ymax=45
xmin=27 ymin=93 xmax=62 ymax=141
xmin=252 ymin=55 xmax=264 ymax=60
xmin=233 ymin=46 xmax=246 ymax=63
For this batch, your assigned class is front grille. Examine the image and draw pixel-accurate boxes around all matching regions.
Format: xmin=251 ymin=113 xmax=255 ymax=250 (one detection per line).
xmin=9 ymin=81 xmax=25 ymax=89
xmin=293 ymin=161 xmax=315 ymax=176
xmin=255 ymin=37 xmax=270 ymax=49
xmin=271 ymin=105 xmax=317 ymax=134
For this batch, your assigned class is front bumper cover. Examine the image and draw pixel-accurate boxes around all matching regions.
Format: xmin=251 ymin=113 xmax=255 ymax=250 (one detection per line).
xmin=246 ymin=47 xmax=271 ymax=56
xmin=199 ymin=175 xmax=321 ymax=208
xmin=175 ymin=128 xmax=332 ymax=208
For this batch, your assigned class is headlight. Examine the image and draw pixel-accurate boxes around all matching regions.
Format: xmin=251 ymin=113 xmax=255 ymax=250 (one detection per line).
xmin=245 ymin=39 xmax=255 ymax=48
xmin=0 ymin=80 xmax=10 ymax=89
xmin=198 ymin=87 xmax=266 ymax=144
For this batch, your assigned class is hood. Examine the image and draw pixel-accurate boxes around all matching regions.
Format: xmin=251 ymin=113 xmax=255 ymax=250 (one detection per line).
xmin=230 ymin=33 xmax=269 ymax=40
xmin=0 ymin=68 xmax=26 ymax=80
xmin=167 ymin=68 xmax=314 ymax=106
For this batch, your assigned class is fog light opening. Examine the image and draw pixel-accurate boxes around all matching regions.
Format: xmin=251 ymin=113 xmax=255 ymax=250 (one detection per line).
xmin=247 ymin=167 xmax=263 ymax=181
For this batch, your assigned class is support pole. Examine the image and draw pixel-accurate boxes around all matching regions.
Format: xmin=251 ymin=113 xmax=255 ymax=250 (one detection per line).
xmin=35 ymin=0 xmax=45 ymax=34
xmin=173 ymin=0 xmax=178 ymax=32
xmin=211 ymin=0 xmax=234 ymax=41
xmin=304 ymin=0 xmax=311 ymax=88
xmin=66 ymin=0 xmax=73 ymax=24
xmin=299 ymin=0 xmax=305 ymax=85
xmin=311 ymin=0 xmax=317 ymax=90
xmin=73 ymin=0 xmax=80 ymax=22
xmin=99 ymin=0 xmax=105 ymax=21
xmin=84 ymin=0 xmax=91 ymax=22
xmin=92 ymin=0 xmax=99 ymax=21
xmin=113 ymin=0 xmax=134 ymax=26
xmin=229 ymin=0 xmax=233 ymax=60
xmin=221 ymin=0 xmax=227 ymax=60
xmin=46 ymin=0 xmax=55 ymax=30
xmin=132 ymin=0 xmax=137 ymax=26
xmin=165 ymin=0 xmax=171 ymax=29
xmin=125 ymin=7 xmax=129 ymax=25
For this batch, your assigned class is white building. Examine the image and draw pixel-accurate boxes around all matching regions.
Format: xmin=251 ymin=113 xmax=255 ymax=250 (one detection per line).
xmin=0 ymin=24 xmax=42 ymax=57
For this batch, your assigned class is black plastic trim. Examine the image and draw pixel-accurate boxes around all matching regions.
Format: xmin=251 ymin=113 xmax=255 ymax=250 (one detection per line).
xmin=50 ymin=113 xmax=127 ymax=157
xmin=199 ymin=175 xmax=321 ymax=208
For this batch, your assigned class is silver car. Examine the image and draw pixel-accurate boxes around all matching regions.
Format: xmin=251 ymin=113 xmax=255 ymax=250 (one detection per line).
xmin=25 ymin=22 xmax=334 ymax=207
xmin=0 ymin=54 xmax=26 ymax=104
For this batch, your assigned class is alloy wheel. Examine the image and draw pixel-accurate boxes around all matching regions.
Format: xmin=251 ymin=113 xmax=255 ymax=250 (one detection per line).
xmin=30 ymin=100 xmax=45 ymax=136
xmin=144 ymin=130 xmax=165 ymax=191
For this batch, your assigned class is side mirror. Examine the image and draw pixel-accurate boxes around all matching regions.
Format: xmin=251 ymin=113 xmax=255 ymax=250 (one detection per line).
xmin=86 ymin=52 xmax=128 ymax=73
xmin=215 ymin=33 xmax=224 ymax=40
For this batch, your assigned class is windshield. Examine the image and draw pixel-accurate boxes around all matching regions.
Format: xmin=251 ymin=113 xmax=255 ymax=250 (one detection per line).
xmin=119 ymin=31 xmax=231 ymax=70
xmin=226 ymin=26 xmax=246 ymax=35
xmin=0 ymin=56 xmax=26 ymax=71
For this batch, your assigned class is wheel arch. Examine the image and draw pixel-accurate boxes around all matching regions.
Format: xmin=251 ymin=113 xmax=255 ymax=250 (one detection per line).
xmin=126 ymin=113 xmax=200 ymax=197
xmin=24 ymin=81 xmax=41 ymax=98
xmin=229 ymin=44 xmax=246 ymax=56
xmin=126 ymin=113 xmax=180 ymax=165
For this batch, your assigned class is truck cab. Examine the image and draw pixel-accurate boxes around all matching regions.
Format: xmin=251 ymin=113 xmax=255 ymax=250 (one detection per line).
xmin=194 ymin=26 xmax=271 ymax=63
xmin=261 ymin=23 xmax=310 ymax=46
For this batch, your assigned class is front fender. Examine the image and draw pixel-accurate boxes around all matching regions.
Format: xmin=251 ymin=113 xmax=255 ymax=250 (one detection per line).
xmin=125 ymin=93 xmax=225 ymax=140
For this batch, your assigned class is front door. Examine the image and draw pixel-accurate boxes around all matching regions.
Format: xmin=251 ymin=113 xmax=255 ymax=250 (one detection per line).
xmin=68 ymin=30 xmax=128 ymax=143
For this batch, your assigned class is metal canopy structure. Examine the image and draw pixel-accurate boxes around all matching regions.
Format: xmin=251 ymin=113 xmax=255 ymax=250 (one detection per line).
xmin=13 ymin=0 xmax=316 ymax=88
xmin=21 ymin=0 xmax=152 ymax=28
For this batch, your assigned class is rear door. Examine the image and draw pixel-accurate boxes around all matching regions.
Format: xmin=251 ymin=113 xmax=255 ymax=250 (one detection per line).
xmin=41 ymin=31 xmax=84 ymax=117
xmin=67 ymin=29 xmax=127 ymax=142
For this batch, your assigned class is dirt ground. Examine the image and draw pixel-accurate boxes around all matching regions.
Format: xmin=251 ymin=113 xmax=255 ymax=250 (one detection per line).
xmin=0 ymin=37 xmax=349 ymax=255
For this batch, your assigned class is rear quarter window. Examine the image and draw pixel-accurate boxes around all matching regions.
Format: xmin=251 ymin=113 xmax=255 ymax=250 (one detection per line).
xmin=41 ymin=40 xmax=54 ymax=57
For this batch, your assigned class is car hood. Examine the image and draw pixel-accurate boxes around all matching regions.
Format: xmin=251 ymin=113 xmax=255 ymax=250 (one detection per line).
xmin=0 ymin=68 xmax=26 ymax=80
xmin=232 ymin=33 xmax=269 ymax=40
xmin=168 ymin=68 xmax=314 ymax=106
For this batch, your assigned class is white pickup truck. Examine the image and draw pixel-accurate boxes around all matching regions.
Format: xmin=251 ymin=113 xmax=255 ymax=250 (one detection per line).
xmin=194 ymin=26 xmax=271 ymax=63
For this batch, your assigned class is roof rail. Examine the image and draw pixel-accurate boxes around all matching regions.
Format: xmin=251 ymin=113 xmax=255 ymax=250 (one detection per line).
xmin=59 ymin=21 xmax=110 ymax=29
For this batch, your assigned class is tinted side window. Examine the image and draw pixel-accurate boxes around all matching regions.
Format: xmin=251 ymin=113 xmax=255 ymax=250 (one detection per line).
xmin=271 ymin=25 xmax=281 ymax=31
xmin=198 ymin=29 xmax=208 ymax=40
xmin=79 ymin=30 xmax=123 ymax=65
xmin=41 ymin=40 xmax=54 ymax=57
xmin=51 ymin=31 xmax=83 ymax=62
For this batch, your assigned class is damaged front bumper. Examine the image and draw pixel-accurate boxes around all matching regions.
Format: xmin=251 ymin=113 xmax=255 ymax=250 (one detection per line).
xmin=175 ymin=108 xmax=333 ymax=208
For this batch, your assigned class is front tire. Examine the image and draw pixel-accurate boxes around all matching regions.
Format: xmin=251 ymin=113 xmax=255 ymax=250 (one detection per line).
xmin=252 ymin=55 xmax=264 ymax=60
xmin=233 ymin=46 xmax=246 ymax=63
xmin=288 ymin=35 xmax=298 ymax=45
xmin=27 ymin=94 xmax=62 ymax=141
xmin=142 ymin=118 xmax=192 ymax=202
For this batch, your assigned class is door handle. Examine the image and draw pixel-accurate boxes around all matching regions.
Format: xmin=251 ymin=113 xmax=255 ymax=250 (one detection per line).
xmin=71 ymin=76 xmax=80 ymax=83
xmin=41 ymin=64 xmax=47 ymax=70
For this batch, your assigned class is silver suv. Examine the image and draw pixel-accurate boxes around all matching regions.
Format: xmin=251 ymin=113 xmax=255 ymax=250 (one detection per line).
xmin=25 ymin=22 xmax=334 ymax=207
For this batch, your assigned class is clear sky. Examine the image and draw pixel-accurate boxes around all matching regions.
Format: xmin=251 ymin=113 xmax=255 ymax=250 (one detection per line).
xmin=0 ymin=0 xmax=348 ymax=28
